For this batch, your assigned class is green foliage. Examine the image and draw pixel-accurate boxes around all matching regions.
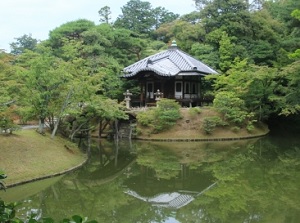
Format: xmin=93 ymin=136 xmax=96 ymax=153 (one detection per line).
xmin=190 ymin=43 xmax=219 ymax=69
xmin=213 ymin=59 xmax=283 ymax=121
xmin=10 ymin=34 xmax=38 ymax=55
xmin=213 ymin=91 xmax=249 ymax=125
xmin=1 ymin=0 xmax=300 ymax=140
xmin=219 ymin=31 xmax=236 ymax=72
xmin=114 ymin=0 xmax=178 ymax=34
xmin=202 ymin=116 xmax=224 ymax=134
xmin=0 ymin=109 xmax=20 ymax=134
xmin=0 ymin=52 xmax=21 ymax=133
xmin=98 ymin=6 xmax=112 ymax=24
xmin=136 ymin=99 xmax=181 ymax=133
xmin=136 ymin=108 xmax=156 ymax=126
xmin=246 ymin=123 xmax=255 ymax=133
xmin=0 ymin=200 xmax=17 ymax=222
xmin=188 ymin=107 xmax=202 ymax=117
xmin=154 ymin=99 xmax=181 ymax=132
xmin=48 ymin=19 xmax=95 ymax=49
xmin=16 ymin=47 xmax=73 ymax=133
xmin=280 ymin=61 xmax=300 ymax=115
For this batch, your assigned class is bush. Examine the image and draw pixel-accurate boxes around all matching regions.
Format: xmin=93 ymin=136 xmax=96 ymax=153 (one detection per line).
xmin=213 ymin=91 xmax=249 ymax=126
xmin=0 ymin=109 xmax=20 ymax=134
xmin=231 ymin=126 xmax=240 ymax=133
xmin=136 ymin=99 xmax=181 ymax=133
xmin=202 ymin=116 xmax=224 ymax=134
xmin=136 ymin=109 xmax=155 ymax=126
xmin=246 ymin=123 xmax=255 ymax=133
xmin=154 ymin=99 xmax=181 ymax=132
xmin=189 ymin=107 xmax=202 ymax=116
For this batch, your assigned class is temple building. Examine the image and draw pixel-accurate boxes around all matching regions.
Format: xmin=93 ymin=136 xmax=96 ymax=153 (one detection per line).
xmin=122 ymin=40 xmax=218 ymax=107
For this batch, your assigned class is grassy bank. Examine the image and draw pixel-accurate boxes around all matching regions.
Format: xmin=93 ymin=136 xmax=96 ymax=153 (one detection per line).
xmin=0 ymin=129 xmax=87 ymax=187
xmin=136 ymin=107 xmax=269 ymax=140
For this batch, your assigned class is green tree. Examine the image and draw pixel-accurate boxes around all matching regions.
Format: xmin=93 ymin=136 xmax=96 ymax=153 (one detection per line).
xmin=213 ymin=91 xmax=250 ymax=126
xmin=218 ymin=31 xmax=236 ymax=72
xmin=152 ymin=6 xmax=179 ymax=30
xmin=47 ymin=19 xmax=95 ymax=50
xmin=98 ymin=6 xmax=112 ymax=24
xmin=280 ymin=61 xmax=300 ymax=115
xmin=190 ymin=43 xmax=219 ymax=69
xmin=289 ymin=9 xmax=300 ymax=60
xmin=9 ymin=34 xmax=38 ymax=55
xmin=110 ymin=28 xmax=147 ymax=62
xmin=212 ymin=59 xmax=284 ymax=121
xmin=17 ymin=47 xmax=72 ymax=134
xmin=265 ymin=0 xmax=300 ymax=58
xmin=155 ymin=20 xmax=205 ymax=52
xmin=114 ymin=0 xmax=155 ymax=34
xmin=198 ymin=0 xmax=250 ymax=36
xmin=0 ymin=51 xmax=20 ymax=133
xmin=115 ymin=0 xmax=178 ymax=35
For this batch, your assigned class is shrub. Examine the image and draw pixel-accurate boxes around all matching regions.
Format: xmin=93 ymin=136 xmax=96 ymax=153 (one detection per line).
xmin=0 ymin=109 xmax=20 ymax=134
xmin=154 ymin=99 xmax=181 ymax=132
xmin=136 ymin=109 xmax=155 ymax=126
xmin=213 ymin=91 xmax=249 ymax=126
xmin=202 ymin=116 xmax=224 ymax=134
xmin=136 ymin=99 xmax=181 ymax=133
xmin=134 ymin=127 xmax=142 ymax=136
xmin=189 ymin=107 xmax=202 ymax=116
xmin=231 ymin=126 xmax=240 ymax=133
xmin=246 ymin=123 xmax=255 ymax=133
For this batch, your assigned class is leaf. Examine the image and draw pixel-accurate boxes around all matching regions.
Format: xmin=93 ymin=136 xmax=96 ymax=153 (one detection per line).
xmin=71 ymin=215 xmax=83 ymax=223
xmin=42 ymin=217 xmax=55 ymax=223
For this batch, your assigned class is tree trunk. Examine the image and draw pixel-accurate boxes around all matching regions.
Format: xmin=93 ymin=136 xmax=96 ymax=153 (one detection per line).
xmin=51 ymin=118 xmax=60 ymax=139
xmin=98 ymin=119 xmax=109 ymax=138
xmin=51 ymin=88 xmax=73 ymax=139
xmin=114 ymin=120 xmax=119 ymax=141
xmin=38 ymin=118 xmax=45 ymax=134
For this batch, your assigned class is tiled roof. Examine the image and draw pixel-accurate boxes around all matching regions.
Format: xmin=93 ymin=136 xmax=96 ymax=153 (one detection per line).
xmin=122 ymin=46 xmax=218 ymax=78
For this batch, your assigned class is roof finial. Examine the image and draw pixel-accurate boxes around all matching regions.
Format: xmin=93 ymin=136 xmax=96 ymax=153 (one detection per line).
xmin=169 ymin=39 xmax=178 ymax=50
xmin=171 ymin=40 xmax=177 ymax=47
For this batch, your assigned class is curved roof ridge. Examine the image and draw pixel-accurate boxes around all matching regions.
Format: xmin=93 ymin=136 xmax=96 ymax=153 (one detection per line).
xmin=122 ymin=46 xmax=218 ymax=78
xmin=174 ymin=49 xmax=197 ymax=69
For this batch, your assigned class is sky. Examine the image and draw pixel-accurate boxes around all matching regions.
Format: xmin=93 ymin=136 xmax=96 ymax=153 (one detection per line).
xmin=0 ymin=0 xmax=196 ymax=52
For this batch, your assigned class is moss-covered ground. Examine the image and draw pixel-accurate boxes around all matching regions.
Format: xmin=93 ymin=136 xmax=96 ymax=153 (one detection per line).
xmin=0 ymin=129 xmax=87 ymax=186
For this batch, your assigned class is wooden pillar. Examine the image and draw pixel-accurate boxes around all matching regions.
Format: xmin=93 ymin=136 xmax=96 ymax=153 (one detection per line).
xmin=140 ymin=82 xmax=144 ymax=106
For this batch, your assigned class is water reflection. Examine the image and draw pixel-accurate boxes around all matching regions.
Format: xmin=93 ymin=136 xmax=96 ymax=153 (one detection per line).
xmin=1 ymin=136 xmax=300 ymax=222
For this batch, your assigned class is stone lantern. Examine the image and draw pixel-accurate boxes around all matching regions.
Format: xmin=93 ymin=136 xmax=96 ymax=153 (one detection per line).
xmin=123 ymin=90 xmax=132 ymax=109
xmin=154 ymin=89 xmax=163 ymax=107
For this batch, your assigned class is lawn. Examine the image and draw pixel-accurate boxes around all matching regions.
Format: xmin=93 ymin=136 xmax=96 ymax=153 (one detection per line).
xmin=0 ymin=129 xmax=87 ymax=186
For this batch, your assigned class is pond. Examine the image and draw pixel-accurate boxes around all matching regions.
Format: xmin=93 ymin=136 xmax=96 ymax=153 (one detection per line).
xmin=1 ymin=132 xmax=300 ymax=223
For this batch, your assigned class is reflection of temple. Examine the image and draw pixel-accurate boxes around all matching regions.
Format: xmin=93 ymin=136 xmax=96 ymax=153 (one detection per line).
xmin=125 ymin=183 xmax=216 ymax=209
xmin=124 ymin=164 xmax=216 ymax=209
